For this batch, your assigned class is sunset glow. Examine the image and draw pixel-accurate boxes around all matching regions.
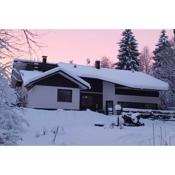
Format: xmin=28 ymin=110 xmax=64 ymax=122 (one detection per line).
xmin=23 ymin=29 xmax=173 ymax=65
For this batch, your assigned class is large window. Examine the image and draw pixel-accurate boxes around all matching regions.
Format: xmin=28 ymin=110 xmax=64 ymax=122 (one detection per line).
xmin=115 ymin=87 xmax=159 ymax=97
xmin=118 ymin=101 xmax=158 ymax=109
xmin=57 ymin=89 xmax=72 ymax=102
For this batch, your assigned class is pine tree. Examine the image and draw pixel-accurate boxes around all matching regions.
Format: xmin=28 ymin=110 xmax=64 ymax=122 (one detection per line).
xmin=116 ymin=29 xmax=140 ymax=71
xmin=153 ymin=30 xmax=169 ymax=71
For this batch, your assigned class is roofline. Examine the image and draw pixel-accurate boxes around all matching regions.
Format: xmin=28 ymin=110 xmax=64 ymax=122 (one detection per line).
xmin=14 ymin=58 xmax=58 ymax=66
xmin=24 ymin=71 xmax=168 ymax=91
xmin=25 ymin=70 xmax=90 ymax=90
xmin=59 ymin=70 xmax=90 ymax=89
xmin=57 ymin=63 xmax=169 ymax=91
xmin=78 ymin=75 xmax=169 ymax=91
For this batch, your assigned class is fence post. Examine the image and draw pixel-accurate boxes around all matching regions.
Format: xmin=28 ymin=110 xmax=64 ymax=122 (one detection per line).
xmin=152 ymin=123 xmax=155 ymax=146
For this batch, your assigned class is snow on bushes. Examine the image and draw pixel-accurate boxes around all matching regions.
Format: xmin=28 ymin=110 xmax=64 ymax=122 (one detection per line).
xmin=0 ymin=62 xmax=25 ymax=145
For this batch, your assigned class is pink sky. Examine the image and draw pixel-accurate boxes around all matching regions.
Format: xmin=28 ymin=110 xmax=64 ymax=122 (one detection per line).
xmin=29 ymin=29 xmax=173 ymax=65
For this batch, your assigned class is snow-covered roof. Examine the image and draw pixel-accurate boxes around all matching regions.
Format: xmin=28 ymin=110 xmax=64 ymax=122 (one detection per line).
xmin=20 ymin=67 xmax=91 ymax=89
xmin=57 ymin=63 xmax=169 ymax=91
xmin=20 ymin=62 xmax=169 ymax=91
xmin=20 ymin=70 xmax=43 ymax=84
xmin=14 ymin=58 xmax=57 ymax=65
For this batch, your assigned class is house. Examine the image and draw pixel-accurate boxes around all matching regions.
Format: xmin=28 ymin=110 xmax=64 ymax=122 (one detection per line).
xmin=11 ymin=56 xmax=169 ymax=113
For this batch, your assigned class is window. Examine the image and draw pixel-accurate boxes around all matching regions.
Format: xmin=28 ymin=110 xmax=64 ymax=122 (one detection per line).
xmin=118 ymin=101 xmax=158 ymax=109
xmin=115 ymin=87 xmax=159 ymax=97
xmin=57 ymin=89 xmax=72 ymax=102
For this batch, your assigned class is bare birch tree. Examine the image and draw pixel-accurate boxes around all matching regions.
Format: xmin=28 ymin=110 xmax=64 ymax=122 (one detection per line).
xmin=0 ymin=29 xmax=41 ymax=59
xmin=0 ymin=29 xmax=39 ymax=145
xmin=139 ymin=46 xmax=152 ymax=74
xmin=100 ymin=56 xmax=113 ymax=68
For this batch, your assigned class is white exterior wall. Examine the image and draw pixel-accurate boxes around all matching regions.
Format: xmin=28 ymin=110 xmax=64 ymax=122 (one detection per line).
xmin=24 ymin=82 xmax=161 ymax=110
xmin=26 ymin=85 xmax=80 ymax=110
xmin=103 ymin=81 xmax=116 ymax=110
xmin=102 ymin=81 xmax=160 ymax=112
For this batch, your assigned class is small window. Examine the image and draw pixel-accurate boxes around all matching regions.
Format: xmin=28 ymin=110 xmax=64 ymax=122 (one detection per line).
xmin=57 ymin=89 xmax=72 ymax=102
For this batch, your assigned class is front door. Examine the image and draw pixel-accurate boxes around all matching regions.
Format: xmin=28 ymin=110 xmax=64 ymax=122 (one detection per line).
xmin=105 ymin=100 xmax=114 ymax=115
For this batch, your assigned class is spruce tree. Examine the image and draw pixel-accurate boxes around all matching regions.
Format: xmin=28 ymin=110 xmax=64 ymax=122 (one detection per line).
xmin=154 ymin=44 xmax=175 ymax=108
xmin=153 ymin=30 xmax=169 ymax=71
xmin=116 ymin=29 xmax=140 ymax=71
xmin=153 ymin=30 xmax=175 ymax=108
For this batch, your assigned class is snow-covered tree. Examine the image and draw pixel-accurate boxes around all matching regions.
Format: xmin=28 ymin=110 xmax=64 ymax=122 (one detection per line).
xmin=153 ymin=45 xmax=175 ymax=108
xmin=0 ymin=62 xmax=25 ymax=145
xmin=0 ymin=30 xmax=38 ymax=145
xmin=153 ymin=30 xmax=175 ymax=108
xmin=153 ymin=30 xmax=169 ymax=71
xmin=139 ymin=46 xmax=152 ymax=74
xmin=116 ymin=29 xmax=140 ymax=71
xmin=100 ymin=56 xmax=112 ymax=68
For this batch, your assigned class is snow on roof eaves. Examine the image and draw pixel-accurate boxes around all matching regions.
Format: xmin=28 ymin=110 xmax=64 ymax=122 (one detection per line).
xmin=20 ymin=62 xmax=169 ymax=91
xmin=20 ymin=70 xmax=43 ymax=84
xmin=57 ymin=63 xmax=169 ymax=91
xmin=22 ymin=67 xmax=91 ymax=89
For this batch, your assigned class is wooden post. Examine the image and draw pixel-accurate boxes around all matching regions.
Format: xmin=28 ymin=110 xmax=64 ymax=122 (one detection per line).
xmin=52 ymin=126 xmax=59 ymax=144
xmin=117 ymin=116 xmax=120 ymax=126
xmin=152 ymin=123 xmax=155 ymax=146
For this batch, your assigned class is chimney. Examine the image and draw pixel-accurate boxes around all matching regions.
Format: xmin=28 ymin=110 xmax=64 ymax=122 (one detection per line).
xmin=95 ymin=60 xmax=100 ymax=69
xmin=42 ymin=56 xmax=47 ymax=64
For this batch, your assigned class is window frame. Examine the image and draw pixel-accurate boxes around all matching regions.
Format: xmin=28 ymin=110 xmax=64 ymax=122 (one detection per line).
xmin=57 ymin=89 xmax=72 ymax=102
xmin=118 ymin=101 xmax=158 ymax=109
xmin=115 ymin=86 xmax=159 ymax=97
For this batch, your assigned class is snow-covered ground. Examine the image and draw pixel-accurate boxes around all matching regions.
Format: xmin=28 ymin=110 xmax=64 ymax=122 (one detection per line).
xmin=18 ymin=108 xmax=175 ymax=146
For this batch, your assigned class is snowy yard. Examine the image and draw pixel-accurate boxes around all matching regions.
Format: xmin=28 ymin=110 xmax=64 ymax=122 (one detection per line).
xmin=18 ymin=108 xmax=175 ymax=146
